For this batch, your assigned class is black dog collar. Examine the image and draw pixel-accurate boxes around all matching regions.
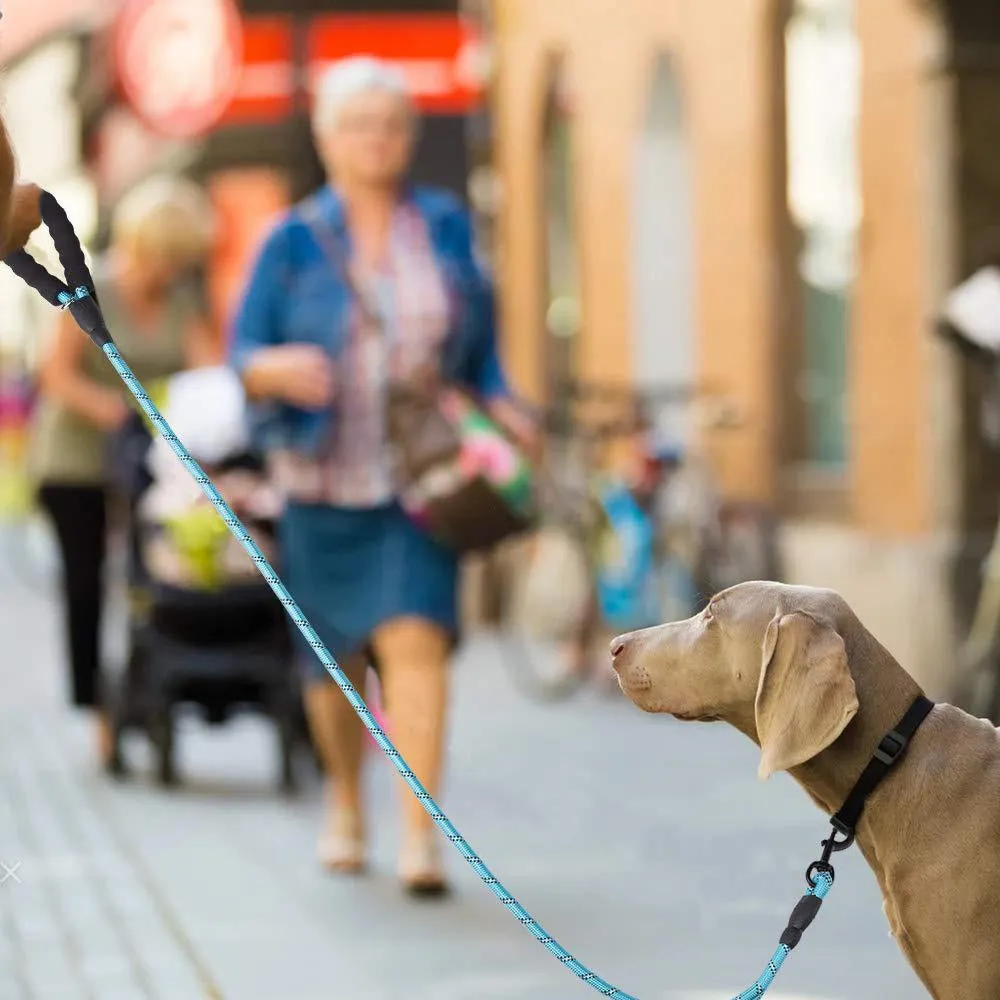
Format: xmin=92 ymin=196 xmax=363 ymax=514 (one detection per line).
xmin=780 ymin=694 xmax=935 ymax=953
xmin=808 ymin=694 xmax=935 ymax=886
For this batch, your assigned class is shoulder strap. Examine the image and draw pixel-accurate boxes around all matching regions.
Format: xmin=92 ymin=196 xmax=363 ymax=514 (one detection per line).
xmin=297 ymin=197 xmax=383 ymax=334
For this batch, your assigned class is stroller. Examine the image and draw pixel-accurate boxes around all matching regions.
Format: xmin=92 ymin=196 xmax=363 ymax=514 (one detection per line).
xmin=104 ymin=366 xmax=309 ymax=792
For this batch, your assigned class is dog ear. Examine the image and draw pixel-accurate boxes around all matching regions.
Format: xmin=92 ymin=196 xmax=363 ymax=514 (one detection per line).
xmin=755 ymin=611 xmax=858 ymax=781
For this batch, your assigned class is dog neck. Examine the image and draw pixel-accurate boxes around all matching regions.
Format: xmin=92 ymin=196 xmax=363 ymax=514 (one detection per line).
xmin=728 ymin=625 xmax=925 ymax=817
xmin=788 ymin=629 xmax=924 ymax=819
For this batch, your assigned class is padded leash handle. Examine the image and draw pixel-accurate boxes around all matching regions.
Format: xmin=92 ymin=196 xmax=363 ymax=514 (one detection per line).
xmin=3 ymin=189 xmax=113 ymax=348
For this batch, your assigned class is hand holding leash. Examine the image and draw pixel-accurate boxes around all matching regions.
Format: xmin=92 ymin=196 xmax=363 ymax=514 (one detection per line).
xmin=0 ymin=182 xmax=42 ymax=258
xmin=3 ymin=189 xmax=112 ymax=348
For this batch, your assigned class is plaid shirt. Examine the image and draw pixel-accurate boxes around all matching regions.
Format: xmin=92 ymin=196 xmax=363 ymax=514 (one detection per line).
xmin=269 ymin=205 xmax=450 ymax=506
xmin=230 ymin=185 xmax=510 ymax=509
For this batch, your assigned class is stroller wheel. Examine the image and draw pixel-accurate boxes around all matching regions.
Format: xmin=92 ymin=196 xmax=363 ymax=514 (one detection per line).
xmin=104 ymin=736 xmax=129 ymax=780
xmin=102 ymin=683 xmax=130 ymax=781
xmin=275 ymin=700 xmax=300 ymax=797
xmin=279 ymin=743 xmax=297 ymax=797
xmin=150 ymin=707 xmax=177 ymax=787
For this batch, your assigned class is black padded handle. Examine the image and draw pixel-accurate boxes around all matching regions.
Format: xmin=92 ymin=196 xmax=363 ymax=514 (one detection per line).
xmin=3 ymin=189 xmax=112 ymax=347
xmin=39 ymin=190 xmax=95 ymax=298
xmin=4 ymin=248 xmax=66 ymax=307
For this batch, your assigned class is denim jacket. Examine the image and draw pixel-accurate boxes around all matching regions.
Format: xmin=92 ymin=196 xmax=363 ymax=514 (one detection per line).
xmin=228 ymin=184 xmax=510 ymax=456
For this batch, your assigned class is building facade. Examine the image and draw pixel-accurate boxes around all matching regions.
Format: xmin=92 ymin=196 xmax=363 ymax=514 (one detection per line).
xmin=491 ymin=0 xmax=962 ymax=695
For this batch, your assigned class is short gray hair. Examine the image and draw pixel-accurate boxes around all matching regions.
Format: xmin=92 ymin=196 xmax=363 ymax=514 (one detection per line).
xmin=311 ymin=57 xmax=415 ymax=138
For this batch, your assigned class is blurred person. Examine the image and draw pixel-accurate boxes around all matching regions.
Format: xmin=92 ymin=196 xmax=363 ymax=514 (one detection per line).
xmin=230 ymin=57 xmax=533 ymax=896
xmin=29 ymin=174 xmax=219 ymax=765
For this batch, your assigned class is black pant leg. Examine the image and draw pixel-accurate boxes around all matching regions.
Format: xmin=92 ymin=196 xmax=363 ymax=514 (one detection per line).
xmin=37 ymin=484 xmax=108 ymax=708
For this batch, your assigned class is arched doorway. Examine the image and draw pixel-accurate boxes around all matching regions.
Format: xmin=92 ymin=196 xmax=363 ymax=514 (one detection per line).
xmin=540 ymin=54 xmax=581 ymax=416
xmin=631 ymin=52 xmax=695 ymax=449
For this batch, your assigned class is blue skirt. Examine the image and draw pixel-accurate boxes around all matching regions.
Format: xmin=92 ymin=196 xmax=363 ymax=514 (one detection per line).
xmin=277 ymin=501 xmax=459 ymax=678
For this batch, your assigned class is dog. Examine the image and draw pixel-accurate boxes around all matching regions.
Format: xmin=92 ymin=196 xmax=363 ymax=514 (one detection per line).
xmin=610 ymin=581 xmax=1000 ymax=1000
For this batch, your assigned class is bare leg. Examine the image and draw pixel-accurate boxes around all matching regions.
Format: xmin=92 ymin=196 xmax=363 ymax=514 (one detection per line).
xmin=371 ymin=616 xmax=451 ymax=895
xmin=302 ymin=653 xmax=369 ymax=873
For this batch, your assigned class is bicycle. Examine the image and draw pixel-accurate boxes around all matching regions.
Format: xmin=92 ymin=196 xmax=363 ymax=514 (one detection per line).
xmin=954 ymin=504 xmax=1000 ymax=721
xmin=496 ymin=381 xmax=782 ymax=703
xmin=933 ymin=312 xmax=1000 ymax=721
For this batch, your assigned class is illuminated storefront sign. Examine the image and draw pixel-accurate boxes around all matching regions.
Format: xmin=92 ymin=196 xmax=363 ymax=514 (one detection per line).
xmin=112 ymin=0 xmax=243 ymax=139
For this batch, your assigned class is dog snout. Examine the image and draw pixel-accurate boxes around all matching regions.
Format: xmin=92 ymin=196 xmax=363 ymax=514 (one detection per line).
xmin=610 ymin=634 xmax=632 ymax=671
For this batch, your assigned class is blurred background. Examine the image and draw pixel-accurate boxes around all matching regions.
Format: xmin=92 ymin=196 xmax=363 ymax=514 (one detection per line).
xmin=0 ymin=0 xmax=995 ymax=997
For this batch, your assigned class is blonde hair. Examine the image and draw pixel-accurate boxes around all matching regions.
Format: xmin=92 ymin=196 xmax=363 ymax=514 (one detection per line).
xmin=311 ymin=56 xmax=415 ymax=138
xmin=111 ymin=175 xmax=214 ymax=269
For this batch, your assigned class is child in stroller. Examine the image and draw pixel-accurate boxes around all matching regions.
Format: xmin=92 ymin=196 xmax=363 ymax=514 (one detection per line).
xmin=105 ymin=366 xmax=308 ymax=791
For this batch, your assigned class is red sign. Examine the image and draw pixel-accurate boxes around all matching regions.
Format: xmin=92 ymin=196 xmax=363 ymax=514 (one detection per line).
xmin=219 ymin=17 xmax=295 ymax=126
xmin=306 ymin=14 xmax=485 ymax=115
xmin=113 ymin=0 xmax=244 ymax=139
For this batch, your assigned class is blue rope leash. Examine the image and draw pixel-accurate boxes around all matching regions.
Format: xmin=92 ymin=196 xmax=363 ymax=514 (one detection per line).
xmin=0 ymin=183 xmax=838 ymax=995
xmin=103 ymin=340 xmax=835 ymax=999
xmin=736 ymin=870 xmax=832 ymax=1000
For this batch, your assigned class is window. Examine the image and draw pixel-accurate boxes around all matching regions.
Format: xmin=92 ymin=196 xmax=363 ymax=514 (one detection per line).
xmin=631 ymin=52 xmax=694 ymax=450
xmin=785 ymin=0 xmax=860 ymax=471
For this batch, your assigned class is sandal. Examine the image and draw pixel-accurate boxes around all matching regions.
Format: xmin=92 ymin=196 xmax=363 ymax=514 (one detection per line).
xmin=399 ymin=833 xmax=450 ymax=899
xmin=318 ymin=805 xmax=367 ymax=875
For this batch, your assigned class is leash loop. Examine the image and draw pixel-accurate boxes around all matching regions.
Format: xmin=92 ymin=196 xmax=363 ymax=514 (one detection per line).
xmin=5 ymin=190 xmax=94 ymax=301
xmin=3 ymin=191 xmax=113 ymax=348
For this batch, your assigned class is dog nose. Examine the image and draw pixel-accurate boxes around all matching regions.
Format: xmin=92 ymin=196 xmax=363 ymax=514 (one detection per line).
xmin=610 ymin=635 xmax=630 ymax=669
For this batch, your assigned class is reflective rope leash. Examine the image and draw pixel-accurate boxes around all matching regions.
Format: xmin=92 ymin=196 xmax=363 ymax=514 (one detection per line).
xmin=5 ymin=191 xmax=848 ymax=1000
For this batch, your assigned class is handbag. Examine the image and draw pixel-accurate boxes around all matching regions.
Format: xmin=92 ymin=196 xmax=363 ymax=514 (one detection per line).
xmin=105 ymin=410 xmax=154 ymax=499
xmin=299 ymin=200 xmax=535 ymax=553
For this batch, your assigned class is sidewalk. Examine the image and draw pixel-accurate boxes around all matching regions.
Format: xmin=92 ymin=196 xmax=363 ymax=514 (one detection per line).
xmin=0 ymin=534 xmax=924 ymax=1000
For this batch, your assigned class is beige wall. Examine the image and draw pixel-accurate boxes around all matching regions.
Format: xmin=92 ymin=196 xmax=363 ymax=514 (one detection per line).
xmin=852 ymin=0 xmax=950 ymax=537
xmin=490 ymin=0 xmax=968 ymax=690
xmin=493 ymin=0 xmax=956 ymax=539
xmin=494 ymin=0 xmax=783 ymax=501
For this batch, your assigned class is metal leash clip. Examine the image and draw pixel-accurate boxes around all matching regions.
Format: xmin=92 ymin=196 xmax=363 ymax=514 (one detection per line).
xmin=805 ymin=821 xmax=854 ymax=890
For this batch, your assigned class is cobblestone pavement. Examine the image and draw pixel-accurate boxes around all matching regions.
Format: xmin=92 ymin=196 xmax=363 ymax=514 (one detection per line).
xmin=0 ymin=521 xmax=925 ymax=999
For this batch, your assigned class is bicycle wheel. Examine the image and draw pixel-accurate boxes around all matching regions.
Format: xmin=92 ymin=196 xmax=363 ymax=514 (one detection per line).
xmin=984 ymin=657 xmax=1000 ymax=725
xmin=698 ymin=500 xmax=782 ymax=595
xmin=497 ymin=521 xmax=601 ymax=703
xmin=954 ymin=547 xmax=1000 ymax=716
xmin=652 ymin=552 xmax=699 ymax=623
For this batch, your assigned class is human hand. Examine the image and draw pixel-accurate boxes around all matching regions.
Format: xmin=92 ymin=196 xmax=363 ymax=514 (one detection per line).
xmin=102 ymin=394 xmax=132 ymax=433
xmin=0 ymin=183 xmax=42 ymax=258
xmin=488 ymin=397 xmax=542 ymax=460
xmin=248 ymin=344 xmax=336 ymax=410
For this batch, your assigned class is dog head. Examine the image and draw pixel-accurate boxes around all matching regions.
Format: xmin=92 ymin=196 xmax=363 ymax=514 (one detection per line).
xmin=611 ymin=582 xmax=860 ymax=780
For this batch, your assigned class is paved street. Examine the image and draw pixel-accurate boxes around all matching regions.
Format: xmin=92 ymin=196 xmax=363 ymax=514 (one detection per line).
xmin=0 ymin=522 xmax=925 ymax=1000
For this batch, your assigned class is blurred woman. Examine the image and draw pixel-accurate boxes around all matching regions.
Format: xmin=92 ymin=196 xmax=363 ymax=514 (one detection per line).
xmin=230 ymin=58 xmax=533 ymax=896
xmin=29 ymin=175 xmax=218 ymax=764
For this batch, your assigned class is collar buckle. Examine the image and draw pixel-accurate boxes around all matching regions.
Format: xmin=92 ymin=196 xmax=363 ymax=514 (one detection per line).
xmin=873 ymin=729 xmax=908 ymax=766
xmin=805 ymin=695 xmax=935 ymax=890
